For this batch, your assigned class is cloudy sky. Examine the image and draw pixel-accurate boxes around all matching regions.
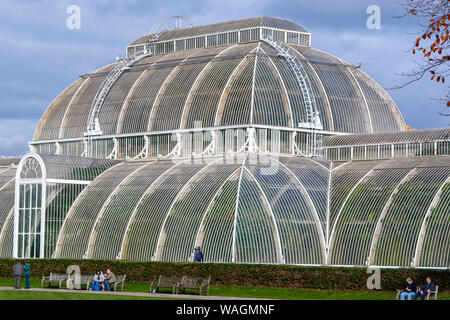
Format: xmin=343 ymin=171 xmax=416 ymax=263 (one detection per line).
xmin=0 ymin=0 xmax=448 ymax=156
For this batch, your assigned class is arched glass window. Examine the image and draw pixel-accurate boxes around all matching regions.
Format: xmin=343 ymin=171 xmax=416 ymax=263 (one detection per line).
xmin=16 ymin=184 xmax=42 ymax=259
xmin=15 ymin=156 xmax=44 ymax=259
xmin=20 ymin=158 xmax=42 ymax=179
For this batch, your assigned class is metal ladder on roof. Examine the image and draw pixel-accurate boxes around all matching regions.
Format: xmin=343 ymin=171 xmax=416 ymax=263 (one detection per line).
xmin=261 ymin=34 xmax=323 ymax=157
xmin=84 ymin=54 xmax=148 ymax=137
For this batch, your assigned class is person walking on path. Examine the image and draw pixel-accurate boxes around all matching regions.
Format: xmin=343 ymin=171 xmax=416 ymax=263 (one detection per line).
xmin=24 ymin=261 xmax=31 ymax=289
xmin=13 ymin=261 xmax=24 ymax=289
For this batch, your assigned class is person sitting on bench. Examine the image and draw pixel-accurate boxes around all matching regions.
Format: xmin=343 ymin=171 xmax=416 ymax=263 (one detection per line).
xmin=415 ymin=277 xmax=436 ymax=300
xmin=400 ymin=278 xmax=417 ymax=300
xmin=90 ymin=270 xmax=104 ymax=291
xmin=103 ymin=269 xmax=116 ymax=291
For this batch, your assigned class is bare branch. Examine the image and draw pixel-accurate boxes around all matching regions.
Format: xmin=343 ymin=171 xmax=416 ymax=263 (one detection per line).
xmin=393 ymin=0 xmax=450 ymax=110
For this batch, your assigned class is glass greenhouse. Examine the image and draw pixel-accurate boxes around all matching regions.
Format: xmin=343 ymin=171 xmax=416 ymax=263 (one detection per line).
xmin=1 ymin=17 xmax=449 ymax=268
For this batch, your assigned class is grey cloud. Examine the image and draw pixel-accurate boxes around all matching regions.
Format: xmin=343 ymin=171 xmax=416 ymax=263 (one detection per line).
xmin=0 ymin=119 xmax=36 ymax=156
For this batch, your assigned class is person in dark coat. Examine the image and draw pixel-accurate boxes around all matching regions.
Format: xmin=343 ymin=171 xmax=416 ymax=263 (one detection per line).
xmin=415 ymin=277 xmax=436 ymax=300
xmin=194 ymin=247 xmax=203 ymax=262
xmin=400 ymin=278 xmax=417 ymax=300
xmin=13 ymin=261 xmax=24 ymax=289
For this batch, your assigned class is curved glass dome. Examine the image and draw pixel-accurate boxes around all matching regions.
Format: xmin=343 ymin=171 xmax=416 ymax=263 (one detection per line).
xmin=2 ymin=150 xmax=449 ymax=267
xmin=33 ymin=26 xmax=405 ymax=143
xmin=10 ymin=17 xmax=447 ymax=268
xmin=41 ymin=154 xmax=448 ymax=267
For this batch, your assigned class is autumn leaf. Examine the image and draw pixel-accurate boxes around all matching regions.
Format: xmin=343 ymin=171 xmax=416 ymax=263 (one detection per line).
xmin=402 ymin=1 xmax=449 ymax=105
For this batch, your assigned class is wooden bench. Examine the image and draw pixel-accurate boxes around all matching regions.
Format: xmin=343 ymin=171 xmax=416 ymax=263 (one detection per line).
xmin=176 ymin=276 xmax=211 ymax=296
xmin=41 ymin=273 xmax=126 ymax=291
xmin=41 ymin=273 xmax=69 ymax=289
xmin=86 ymin=274 xmax=127 ymax=291
xmin=396 ymin=285 xmax=439 ymax=300
xmin=424 ymin=286 xmax=439 ymax=300
xmin=57 ymin=274 xmax=90 ymax=289
xmin=76 ymin=275 xmax=91 ymax=289
xmin=110 ymin=275 xmax=126 ymax=292
xmin=150 ymin=276 xmax=183 ymax=294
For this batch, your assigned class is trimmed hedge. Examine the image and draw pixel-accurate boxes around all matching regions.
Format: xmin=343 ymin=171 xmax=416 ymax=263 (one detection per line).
xmin=0 ymin=259 xmax=448 ymax=291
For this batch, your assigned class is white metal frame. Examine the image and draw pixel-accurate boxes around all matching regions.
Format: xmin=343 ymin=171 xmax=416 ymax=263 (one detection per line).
xmin=53 ymin=162 xmax=121 ymax=258
xmin=13 ymin=153 xmax=95 ymax=259
xmin=31 ymin=124 xmax=342 ymax=153
xmin=0 ymin=207 xmax=14 ymax=256
xmin=412 ymin=175 xmax=450 ymax=267
xmin=322 ymin=139 xmax=450 ymax=161
xmin=153 ymin=156 xmax=230 ymax=261
xmin=261 ymin=48 xmax=295 ymax=128
xmin=261 ymin=34 xmax=322 ymax=157
xmin=179 ymin=45 xmax=238 ymax=130
xmin=288 ymin=47 xmax=334 ymax=131
xmin=231 ymin=156 xmax=247 ymax=262
xmin=13 ymin=154 xmax=47 ymax=259
xmin=367 ymin=168 xmax=419 ymax=265
xmin=85 ymin=161 xmax=156 ymax=258
xmin=192 ymin=166 xmax=243 ymax=257
xmin=213 ymin=47 xmax=259 ymax=126
xmin=327 ymin=167 xmax=377 ymax=264
xmin=118 ymin=159 xmax=191 ymax=259
xmin=272 ymin=157 xmax=327 ymax=263
xmin=243 ymin=166 xmax=284 ymax=264
xmin=85 ymin=56 xmax=147 ymax=137
xmin=338 ymin=57 xmax=373 ymax=134
xmin=126 ymin=26 xmax=312 ymax=59
xmin=325 ymin=162 xmax=333 ymax=258
xmin=249 ymin=43 xmax=261 ymax=125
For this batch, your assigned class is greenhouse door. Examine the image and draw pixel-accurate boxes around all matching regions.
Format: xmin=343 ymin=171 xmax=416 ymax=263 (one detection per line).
xmin=13 ymin=156 xmax=46 ymax=259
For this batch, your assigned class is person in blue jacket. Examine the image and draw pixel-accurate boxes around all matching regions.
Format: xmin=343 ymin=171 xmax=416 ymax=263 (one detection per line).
xmin=23 ymin=261 xmax=31 ymax=289
xmin=400 ymin=278 xmax=416 ymax=300
xmin=415 ymin=277 xmax=436 ymax=300
xmin=90 ymin=270 xmax=104 ymax=291
xmin=194 ymin=246 xmax=203 ymax=262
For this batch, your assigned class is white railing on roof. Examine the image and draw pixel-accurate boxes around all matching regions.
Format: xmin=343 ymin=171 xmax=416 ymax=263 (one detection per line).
xmin=261 ymin=34 xmax=322 ymax=157
xmin=84 ymin=55 xmax=147 ymax=137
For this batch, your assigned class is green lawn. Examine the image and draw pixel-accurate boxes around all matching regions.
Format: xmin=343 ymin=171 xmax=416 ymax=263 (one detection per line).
xmin=0 ymin=290 xmax=177 ymax=300
xmin=0 ymin=278 xmax=448 ymax=300
xmin=209 ymin=286 xmax=449 ymax=300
